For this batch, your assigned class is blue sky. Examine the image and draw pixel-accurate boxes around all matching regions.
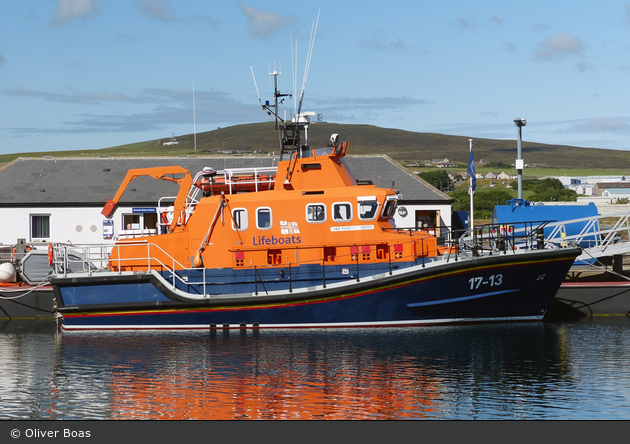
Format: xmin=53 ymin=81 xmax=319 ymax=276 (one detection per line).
xmin=2 ymin=1 xmax=630 ymax=155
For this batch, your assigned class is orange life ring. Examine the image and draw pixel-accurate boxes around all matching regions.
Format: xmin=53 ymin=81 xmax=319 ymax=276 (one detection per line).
xmin=48 ymin=243 xmax=54 ymax=267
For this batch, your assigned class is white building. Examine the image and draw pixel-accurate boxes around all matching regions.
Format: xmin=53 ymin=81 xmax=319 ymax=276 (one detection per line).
xmin=0 ymin=155 xmax=453 ymax=247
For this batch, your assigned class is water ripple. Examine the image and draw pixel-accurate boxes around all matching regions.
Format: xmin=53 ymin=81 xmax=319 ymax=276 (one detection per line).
xmin=1 ymin=319 xmax=630 ymax=419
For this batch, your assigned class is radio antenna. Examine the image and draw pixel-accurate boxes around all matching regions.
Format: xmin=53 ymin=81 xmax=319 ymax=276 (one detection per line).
xmin=296 ymin=9 xmax=320 ymax=118
xmin=250 ymin=64 xmax=262 ymax=105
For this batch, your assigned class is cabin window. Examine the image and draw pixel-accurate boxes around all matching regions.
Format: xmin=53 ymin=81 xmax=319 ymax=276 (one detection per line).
xmin=30 ymin=214 xmax=50 ymax=241
xmin=358 ymin=198 xmax=379 ymax=221
xmin=332 ymin=203 xmax=353 ymax=222
xmin=232 ymin=208 xmax=248 ymax=231
xmin=381 ymin=195 xmax=400 ymax=220
xmin=306 ymin=204 xmax=326 ymax=223
xmin=256 ymin=207 xmax=272 ymax=230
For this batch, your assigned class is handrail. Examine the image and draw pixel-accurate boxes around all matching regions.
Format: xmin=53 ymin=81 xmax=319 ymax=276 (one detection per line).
xmin=51 ymin=221 xmax=568 ymax=298
xmin=223 ymin=166 xmax=277 ymax=194
xmin=543 ymin=210 xmax=630 ymax=251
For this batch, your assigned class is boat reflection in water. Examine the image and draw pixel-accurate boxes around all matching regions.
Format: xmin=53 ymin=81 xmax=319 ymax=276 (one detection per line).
xmin=51 ymin=324 xmax=573 ymax=420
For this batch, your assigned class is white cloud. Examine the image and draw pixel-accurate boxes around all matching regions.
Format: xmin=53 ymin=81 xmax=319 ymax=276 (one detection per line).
xmin=135 ymin=0 xmax=176 ymax=22
xmin=238 ymin=4 xmax=295 ymax=40
xmin=576 ymin=117 xmax=628 ymax=132
xmin=534 ymin=33 xmax=585 ymax=61
xmin=360 ymin=33 xmax=407 ymax=51
xmin=453 ymin=18 xmax=475 ymax=30
xmin=501 ymin=43 xmax=517 ymax=53
xmin=489 ymin=15 xmax=504 ymax=25
xmin=3 ymin=87 xmax=259 ymax=135
xmin=134 ymin=0 xmax=217 ymax=26
xmin=51 ymin=0 xmax=100 ymax=27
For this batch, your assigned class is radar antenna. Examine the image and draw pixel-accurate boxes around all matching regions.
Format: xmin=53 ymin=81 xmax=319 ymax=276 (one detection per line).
xmin=253 ymin=9 xmax=321 ymax=185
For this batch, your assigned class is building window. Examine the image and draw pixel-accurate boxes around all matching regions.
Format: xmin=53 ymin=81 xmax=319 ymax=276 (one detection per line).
xmin=306 ymin=204 xmax=326 ymax=223
xmin=122 ymin=213 xmax=157 ymax=231
xmin=122 ymin=214 xmax=141 ymax=230
xmin=256 ymin=207 xmax=272 ymax=230
xmin=31 ymin=214 xmax=50 ymax=240
xmin=332 ymin=203 xmax=352 ymax=222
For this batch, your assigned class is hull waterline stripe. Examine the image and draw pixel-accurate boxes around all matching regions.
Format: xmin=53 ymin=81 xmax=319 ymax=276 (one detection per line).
xmin=60 ymin=315 xmax=545 ymax=331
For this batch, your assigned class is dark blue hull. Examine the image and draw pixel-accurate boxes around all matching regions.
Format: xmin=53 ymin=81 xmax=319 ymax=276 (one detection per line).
xmin=52 ymin=248 xmax=580 ymax=330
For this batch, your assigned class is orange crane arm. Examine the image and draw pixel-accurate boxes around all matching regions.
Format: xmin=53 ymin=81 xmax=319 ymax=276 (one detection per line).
xmin=101 ymin=166 xmax=194 ymax=232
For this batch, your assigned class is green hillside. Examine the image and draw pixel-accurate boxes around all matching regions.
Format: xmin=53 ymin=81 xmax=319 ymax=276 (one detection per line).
xmin=1 ymin=122 xmax=629 ymax=171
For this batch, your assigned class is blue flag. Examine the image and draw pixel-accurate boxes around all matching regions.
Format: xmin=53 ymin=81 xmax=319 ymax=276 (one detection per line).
xmin=467 ymin=140 xmax=476 ymax=194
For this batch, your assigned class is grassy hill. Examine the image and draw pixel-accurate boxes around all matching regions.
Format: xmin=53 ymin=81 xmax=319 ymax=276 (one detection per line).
xmin=1 ymin=122 xmax=629 ymax=171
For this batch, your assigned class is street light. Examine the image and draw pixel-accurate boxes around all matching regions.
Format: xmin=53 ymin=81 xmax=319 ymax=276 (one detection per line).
xmin=514 ymin=118 xmax=527 ymax=200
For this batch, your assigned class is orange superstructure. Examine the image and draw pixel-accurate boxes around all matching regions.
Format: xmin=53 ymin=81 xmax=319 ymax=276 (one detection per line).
xmin=104 ymin=141 xmax=445 ymax=273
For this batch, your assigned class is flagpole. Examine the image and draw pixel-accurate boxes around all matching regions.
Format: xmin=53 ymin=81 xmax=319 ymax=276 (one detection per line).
xmin=468 ymin=139 xmax=475 ymax=234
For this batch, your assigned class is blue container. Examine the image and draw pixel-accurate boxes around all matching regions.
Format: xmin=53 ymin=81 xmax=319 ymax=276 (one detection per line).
xmin=492 ymin=199 xmax=600 ymax=249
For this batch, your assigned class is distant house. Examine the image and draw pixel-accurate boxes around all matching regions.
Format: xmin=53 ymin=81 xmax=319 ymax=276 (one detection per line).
xmin=432 ymin=158 xmax=450 ymax=164
xmin=436 ymin=161 xmax=459 ymax=168
xmin=497 ymin=172 xmax=511 ymax=180
xmin=484 ymin=172 xmax=498 ymax=180
xmin=595 ymin=182 xmax=630 ymax=196
xmin=602 ymin=188 xmax=630 ymax=200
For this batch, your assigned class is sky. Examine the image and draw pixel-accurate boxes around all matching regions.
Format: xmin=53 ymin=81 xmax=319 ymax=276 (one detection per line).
xmin=3 ymin=1 xmax=630 ymax=156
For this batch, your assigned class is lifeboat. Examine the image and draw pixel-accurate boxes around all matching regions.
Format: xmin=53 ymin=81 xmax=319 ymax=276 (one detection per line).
xmin=194 ymin=167 xmax=276 ymax=195
xmin=49 ymin=67 xmax=581 ymax=331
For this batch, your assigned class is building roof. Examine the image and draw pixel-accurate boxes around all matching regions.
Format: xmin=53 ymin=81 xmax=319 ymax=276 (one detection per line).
xmin=0 ymin=155 xmax=450 ymax=207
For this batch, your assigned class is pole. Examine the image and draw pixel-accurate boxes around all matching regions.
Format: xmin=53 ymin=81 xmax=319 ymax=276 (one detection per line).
xmin=514 ymin=118 xmax=527 ymax=200
xmin=467 ymin=139 xmax=475 ymax=233
xmin=469 ymin=185 xmax=474 ymax=233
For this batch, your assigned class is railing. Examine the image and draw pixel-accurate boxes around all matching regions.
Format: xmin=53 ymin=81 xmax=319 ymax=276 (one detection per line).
xmin=542 ymin=209 xmax=630 ymax=256
xmin=51 ymin=222 xmax=562 ymax=298
xmin=51 ymin=237 xmax=445 ymax=298
xmin=52 ymin=242 xmax=191 ymax=291
xmin=458 ymin=220 xmax=550 ymax=254
xmin=222 ymin=166 xmax=277 ymax=194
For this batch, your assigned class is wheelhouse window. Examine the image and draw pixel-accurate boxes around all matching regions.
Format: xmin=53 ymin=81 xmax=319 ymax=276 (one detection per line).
xmin=232 ymin=208 xmax=248 ymax=231
xmin=306 ymin=204 xmax=326 ymax=223
xmin=332 ymin=203 xmax=352 ymax=222
xmin=358 ymin=197 xmax=379 ymax=221
xmin=30 ymin=214 xmax=50 ymax=241
xmin=256 ymin=207 xmax=272 ymax=230
xmin=381 ymin=195 xmax=400 ymax=220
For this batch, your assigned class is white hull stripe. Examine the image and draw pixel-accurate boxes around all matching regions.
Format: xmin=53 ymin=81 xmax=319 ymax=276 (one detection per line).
xmin=61 ymin=315 xmax=544 ymax=331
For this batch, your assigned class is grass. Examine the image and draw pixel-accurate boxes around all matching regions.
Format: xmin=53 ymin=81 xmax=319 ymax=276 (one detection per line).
xmin=1 ymin=122 xmax=629 ymax=173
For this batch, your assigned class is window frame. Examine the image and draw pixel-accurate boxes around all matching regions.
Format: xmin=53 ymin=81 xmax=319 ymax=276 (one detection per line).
xmin=380 ymin=195 xmax=400 ymax=220
xmin=256 ymin=207 xmax=273 ymax=230
xmin=332 ymin=202 xmax=353 ymax=222
xmin=305 ymin=203 xmax=327 ymax=224
xmin=357 ymin=197 xmax=380 ymax=221
xmin=30 ymin=213 xmax=51 ymax=241
xmin=232 ymin=208 xmax=249 ymax=231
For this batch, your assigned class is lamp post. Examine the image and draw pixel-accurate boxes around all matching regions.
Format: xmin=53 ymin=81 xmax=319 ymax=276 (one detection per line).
xmin=514 ymin=118 xmax=527 ymax=200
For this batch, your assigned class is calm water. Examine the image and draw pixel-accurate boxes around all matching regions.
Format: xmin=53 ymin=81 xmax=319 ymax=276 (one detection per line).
xmin=1 ymin=318 xmax=630 ymax=420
